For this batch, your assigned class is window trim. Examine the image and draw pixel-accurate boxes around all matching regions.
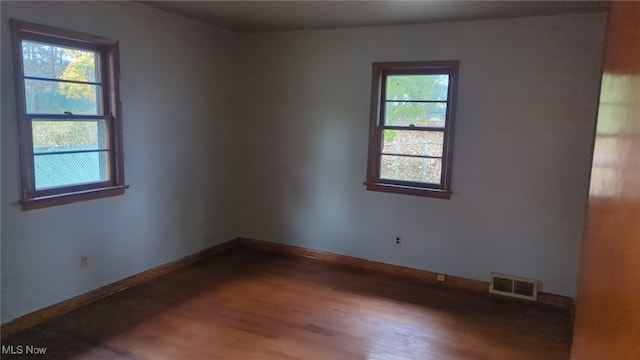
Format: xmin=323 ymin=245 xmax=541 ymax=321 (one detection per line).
xmin=10 ymin=20 xmax=127 ymax=210
xmin=365 ymin=61 xmax=459 ymax=199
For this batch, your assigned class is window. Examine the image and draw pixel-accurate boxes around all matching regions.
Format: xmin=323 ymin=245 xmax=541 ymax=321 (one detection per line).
xmin=10 ymin=20 xmax=127 ymax=210
xmin=365 ymin=61 xmax=458 ymax=199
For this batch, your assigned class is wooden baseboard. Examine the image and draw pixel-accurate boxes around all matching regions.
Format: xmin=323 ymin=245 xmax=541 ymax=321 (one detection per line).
xmin=237 ymin=237 xmax=574 ymax=311
xmin=0 ymin=239 xmax=240 ymax=338
xmin=2 ymin=236 xmax=573 ymax=338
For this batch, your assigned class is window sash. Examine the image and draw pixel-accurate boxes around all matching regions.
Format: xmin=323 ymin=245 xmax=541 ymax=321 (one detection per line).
xmin=24 ymin=114 xmax=115 ymax=197
xmin=377 ymin=128 xmax=447 ymax=187
xmin=378 ymin=72 xmax=452 ymax=188
xmin=19 ymin=40 xmax=109 ymax=117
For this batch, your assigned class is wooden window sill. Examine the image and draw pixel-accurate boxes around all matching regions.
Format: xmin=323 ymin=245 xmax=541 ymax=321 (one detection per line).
xmin=364 ymin=182 xmax=452 ymax=199
xmin=21 ymin=185 xmax=129 ymax=211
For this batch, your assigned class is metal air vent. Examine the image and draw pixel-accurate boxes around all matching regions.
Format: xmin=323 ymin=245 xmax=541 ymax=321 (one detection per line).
xmin=490 ymin=273 xmax=538 ymax=301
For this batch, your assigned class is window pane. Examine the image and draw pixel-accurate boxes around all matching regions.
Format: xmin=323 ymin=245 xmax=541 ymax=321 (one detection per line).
xmin=22 ymin=40 xmax=98 ymax=82
xmin=34 ymin=151 xmax=109 ymax=190
xmin=380 ymin=155 xmax=442 ymax=184
xmin=382 ymin=130 xmax=444 ymax=157
xmin=25 ymin=79 xmax=101 ymax=115
xmin=32 ymin=120 xmax=108 ymax=152
xmin=384 ymin=102 xmax=446 ymax=127
xmin=385 ymin=74 xmax=449 ymax=101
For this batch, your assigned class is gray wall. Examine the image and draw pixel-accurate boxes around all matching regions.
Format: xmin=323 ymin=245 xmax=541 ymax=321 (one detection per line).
xmin=1 ymin=1 xmax=236 ymax=323
xmin=1 ymin=2 xmax=606 ymax=324
xmin=231 ymin=14 xmax=606 ymax=297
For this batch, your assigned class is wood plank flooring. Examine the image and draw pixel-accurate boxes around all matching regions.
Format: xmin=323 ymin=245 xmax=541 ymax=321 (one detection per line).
xmin=1 ymin=248 xmax=572 ymax=359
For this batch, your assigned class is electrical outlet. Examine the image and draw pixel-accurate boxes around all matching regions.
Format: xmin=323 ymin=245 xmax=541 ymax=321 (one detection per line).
xmin=395 ymin=237 xmax=401 ymax=246
xmin=80 ymin=256 xmax=89 ymax=269
xmin=437 ymin=274 xmax=446 ymax=282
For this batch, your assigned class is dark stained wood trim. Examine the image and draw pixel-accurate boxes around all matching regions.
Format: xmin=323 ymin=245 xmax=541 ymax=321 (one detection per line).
xmin=10 ymin=19 xmax=116 ymax=45
xmin=366 ymin=63 xmax=383 ymax=185
xmin=1 ymin=237 xmax=574 ymax=339
xmin=364 ymin=182 xmax=452 ymax=199
xmin=237 ymin=238 xmax=574 ymax=311
xmin=441 ymin=62 xmax=458 ymax=191
xmin=108 ymin=42 xmax=126 ymax=187
xmin=21 ymin=185 xmax=129 ymax=211
xmin=10 ymin=19 xmax=35 ymax=201
xmin=0 ymin=241 xmax=574 ymax=359
xmin=372 ymin=60 xmax=461 ymax=71
xmin=0 ymin=239 xmax=241 ymax=338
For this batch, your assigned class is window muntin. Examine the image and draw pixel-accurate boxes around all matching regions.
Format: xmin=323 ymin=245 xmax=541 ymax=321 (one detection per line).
xmin=366 ymin=62 xmax=458 ymax=199
xmin=11 ymin=20 xmax=126 ymax=210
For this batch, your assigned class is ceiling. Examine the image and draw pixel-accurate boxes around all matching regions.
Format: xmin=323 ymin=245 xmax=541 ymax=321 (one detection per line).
xmin=142 ymin=1 xmax=609 ymax=33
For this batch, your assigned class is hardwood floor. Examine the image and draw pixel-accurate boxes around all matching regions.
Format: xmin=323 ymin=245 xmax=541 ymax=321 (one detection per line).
xmin=1 ymin=248 xmax=572 ymax=359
